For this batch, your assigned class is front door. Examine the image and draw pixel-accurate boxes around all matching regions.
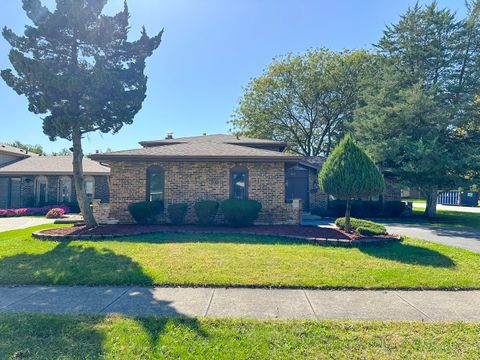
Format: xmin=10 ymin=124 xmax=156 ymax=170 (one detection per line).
xmin=285 ymin=165 xmax=309 ymax=211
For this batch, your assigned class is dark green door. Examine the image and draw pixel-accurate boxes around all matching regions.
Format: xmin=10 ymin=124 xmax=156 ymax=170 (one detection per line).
xmin=285 ymin=165 xmax=309 ymax=211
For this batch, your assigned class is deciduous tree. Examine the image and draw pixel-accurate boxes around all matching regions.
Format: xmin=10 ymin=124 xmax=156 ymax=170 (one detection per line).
xmin=231 ymin=49 xmax=373 ymax=156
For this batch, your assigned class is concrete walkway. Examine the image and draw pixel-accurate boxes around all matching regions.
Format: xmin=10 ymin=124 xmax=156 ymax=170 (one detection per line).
xmin=1 ymin=286 xmax=480 ymax=321
xmin=0 ymin=217 xmax=54 ymax=233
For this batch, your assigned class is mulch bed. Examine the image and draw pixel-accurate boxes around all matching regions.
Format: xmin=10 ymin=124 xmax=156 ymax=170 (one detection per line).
xmin=33 ymin=224 xmax=401 ymax=245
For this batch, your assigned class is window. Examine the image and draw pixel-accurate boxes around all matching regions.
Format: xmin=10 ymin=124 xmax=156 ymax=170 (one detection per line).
xmin=147 ymin=166 xmax=164 ymax=201
xmin=230 ymin=167 xmax=248 ymax=199
xmin=59 ymin=176 xmax=72 ymax=203
xmin=35 ymin=176 xmax=48 ymax=205
xmin=84 ymin=176 xmax=95 ymax=200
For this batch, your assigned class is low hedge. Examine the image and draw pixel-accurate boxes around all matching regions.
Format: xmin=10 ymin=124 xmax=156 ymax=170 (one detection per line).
xmin=312 ymin=200 xmax=407 ymax=218
xmin=128 ymin=201 xmax=164 ymax=224
xmin=194 ymin=200 xmax=219 ymax=225
xmin=167 ymin=203 xmax=188 ymax=225
xmin=221 ymin=199 xmax=262 ymax=227
xmin=335 ymin=217 xmax=387 ymax=236
xmin=383 ymin=201 xmax=407 ymax=217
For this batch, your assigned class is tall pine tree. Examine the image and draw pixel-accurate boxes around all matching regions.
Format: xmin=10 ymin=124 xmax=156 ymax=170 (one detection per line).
xmin=354 ymin=1 xmax=480 ymax=217
xmin=2 ymin=0 xmax=162 ymax=227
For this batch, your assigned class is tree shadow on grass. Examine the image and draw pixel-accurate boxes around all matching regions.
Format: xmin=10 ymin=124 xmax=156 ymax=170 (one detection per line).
xmin=0 ymin=241 xmax=208 ymax=358
xmin=0 ymin=313 xmax=208 ymax=359
xmin=0 ymin=241 xmax=153 ymax=285
xmin=358 ymin=242 xmax=456 ymax=268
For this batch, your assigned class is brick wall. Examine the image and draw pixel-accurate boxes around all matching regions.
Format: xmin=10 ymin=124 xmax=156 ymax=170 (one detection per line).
xmin=383 ymin=177 xmax=402 ymax=202
xmin=108 ymin=160 xmax=297 ymax=224
xmin=308 ymin=169 xmax=328 ymax=211
xmin=91 ymin=200 xmax=111 ymax=224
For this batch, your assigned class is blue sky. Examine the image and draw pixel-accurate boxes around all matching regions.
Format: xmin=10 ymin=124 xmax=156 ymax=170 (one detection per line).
xmin=0 ymin=0 xmax=467 ymax=153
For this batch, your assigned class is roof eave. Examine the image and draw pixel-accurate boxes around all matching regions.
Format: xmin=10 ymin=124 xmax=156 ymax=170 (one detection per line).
xmin=89 ymin=154 xmax=301 ymax=162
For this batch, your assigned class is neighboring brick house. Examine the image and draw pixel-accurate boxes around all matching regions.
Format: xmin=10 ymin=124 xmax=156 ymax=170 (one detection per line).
xmin=90 ymin=134 xmax=401 ymax=224
xmin=0 ymin=144 xmax=110 ymax=209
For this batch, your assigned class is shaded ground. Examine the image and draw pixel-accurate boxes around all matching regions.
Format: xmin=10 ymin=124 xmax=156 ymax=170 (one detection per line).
xmin=385 ymin=223 xmax=480 ymax=253
xmin=37 ymin=224 xmax=354 ymax=240
xmin=303 ymin=216 xmax=480 ymax=253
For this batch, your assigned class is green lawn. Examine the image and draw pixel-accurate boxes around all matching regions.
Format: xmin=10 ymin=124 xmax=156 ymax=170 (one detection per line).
xmin=0 ymin=313 xmax=479 ymax=359
xmin=1 ymin=224 xmax=480 ymax=289
xmin=388 ymin=199 xmax=480 ymax=229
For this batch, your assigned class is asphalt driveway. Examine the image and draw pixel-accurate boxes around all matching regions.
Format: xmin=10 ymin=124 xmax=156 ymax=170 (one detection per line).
xmin=0 ymin=217 xmax=54 ymax=233
xmin=302 ymin=216 xmax=480 ymax=253
xmin=384 ymin=223 xmax=480 ymax=253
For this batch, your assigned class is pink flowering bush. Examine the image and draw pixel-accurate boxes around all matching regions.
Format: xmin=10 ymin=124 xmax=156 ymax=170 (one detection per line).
xmin=0 ymin=205 xmax=70 ymax=218
xmin=45 ymin=208 xmax=66 ymax=219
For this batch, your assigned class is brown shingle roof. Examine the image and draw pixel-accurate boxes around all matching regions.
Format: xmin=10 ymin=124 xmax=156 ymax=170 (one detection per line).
xmin=0 ymin=144 xmax=40 ymax=157
xmin=301 ymin=156 xmax=325 ymax=170
xmin=139 ymin=134 xmax=287 ymax=147
xmin=90 ymin=141 xmax=300 ymax=162
xmin=0 ymin=156 xmax=110 ymax=175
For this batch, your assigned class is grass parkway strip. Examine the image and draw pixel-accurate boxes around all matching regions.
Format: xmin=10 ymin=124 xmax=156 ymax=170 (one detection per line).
xmin=1 ymin=313 xmax=480 ymax=359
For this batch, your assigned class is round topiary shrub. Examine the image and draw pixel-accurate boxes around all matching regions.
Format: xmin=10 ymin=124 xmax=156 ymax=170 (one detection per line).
xmin=167 ymin=203 xmax=188 ymax=225
xmin=128 ymin=201 xmax=164 ymax=224
xmin=221 ymin=199 xmax=262 ymax=227
xmin=194 ymin=200 xmax=219 ymax=226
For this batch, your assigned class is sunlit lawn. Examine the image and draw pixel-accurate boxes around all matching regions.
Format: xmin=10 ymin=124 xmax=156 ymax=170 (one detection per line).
xmin=1 ymin=224 xmax=480 ymax=289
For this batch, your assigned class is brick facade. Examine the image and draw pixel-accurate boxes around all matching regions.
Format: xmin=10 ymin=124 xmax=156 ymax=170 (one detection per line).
xmin=107 ymin=160 xmax=299 ymax=224
xmin=308 ymin=168 xmax=328 ymax=211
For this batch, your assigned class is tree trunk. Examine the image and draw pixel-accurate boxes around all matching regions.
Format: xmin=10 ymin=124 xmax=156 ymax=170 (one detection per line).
xmin=345 ymin=199 xmax=352 ymax=232
xmin=424 ymin=188 xmax=438 ymax=218
xmin=72 ymin=128 xmax=97 ymax=228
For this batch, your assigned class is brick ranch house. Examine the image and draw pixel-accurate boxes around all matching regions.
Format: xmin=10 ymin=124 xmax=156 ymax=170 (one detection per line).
xmin=89 ymin=134 xmax=400 ymax=224
xmin=0 ymin=144 xmax=110 ymax=208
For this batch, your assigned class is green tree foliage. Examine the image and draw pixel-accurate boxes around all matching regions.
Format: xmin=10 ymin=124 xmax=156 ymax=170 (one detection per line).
xmin=353 ymin=1 xmax=480 ymax=217
xmin=7 ymin=141 xmax=45 ymax=155
xmin=231 ymin=49 xmax=373 ymax=156
xmin=2 ymin=0 xmax=162 ymax=227
xmin=319 ymin=135 xmax=385 ymax=231
xmin=51 ymin=148 xmax=72 ymax=156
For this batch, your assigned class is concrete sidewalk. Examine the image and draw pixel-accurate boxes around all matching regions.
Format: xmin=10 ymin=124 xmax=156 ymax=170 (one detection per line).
xmin=1 ymin=286 xmax=480 ymax=321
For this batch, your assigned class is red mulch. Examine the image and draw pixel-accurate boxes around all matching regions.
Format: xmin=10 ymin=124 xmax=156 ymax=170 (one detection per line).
xmin=40 ymin=224 xmax=356 ymax=240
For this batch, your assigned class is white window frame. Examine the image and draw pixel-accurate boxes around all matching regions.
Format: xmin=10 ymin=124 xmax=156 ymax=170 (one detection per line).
xmin=84 ymin=176 xmax=95 ymax=200
xmin=35 ymin=176 xmax=48 ymax=205
xmin=59 ymin=176 xmax=72 ymax=203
